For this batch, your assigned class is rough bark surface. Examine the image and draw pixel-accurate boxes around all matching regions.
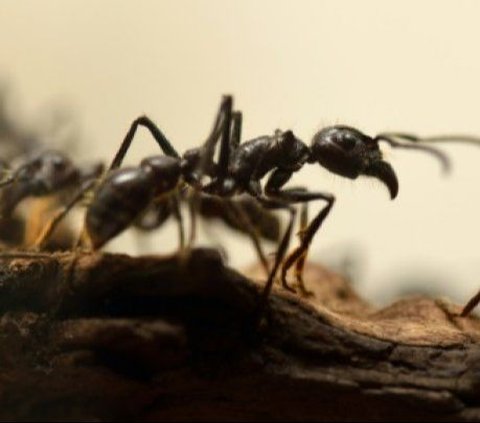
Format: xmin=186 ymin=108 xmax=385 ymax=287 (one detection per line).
xmin=0 ymin=248 xmax=479 ymax=421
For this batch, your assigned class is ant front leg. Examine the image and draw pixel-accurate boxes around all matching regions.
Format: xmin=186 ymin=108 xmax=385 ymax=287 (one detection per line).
xmin=250 ymin=187 xmax=297 ymax=315
xmin=265 ymin=169 xmax=335 ymax=296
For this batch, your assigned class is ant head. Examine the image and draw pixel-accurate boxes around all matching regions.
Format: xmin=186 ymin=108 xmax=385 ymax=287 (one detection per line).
xmin=16 ymin=150 xmax=80 ymax=195
xmin=275 ymin=130 xmax=311 ymax=171
xmin=310 ymin=126 xmax=398 ymax=199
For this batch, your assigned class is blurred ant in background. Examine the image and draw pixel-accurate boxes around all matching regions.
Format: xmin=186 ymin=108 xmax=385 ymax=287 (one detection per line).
xmin=0 ymin=150 xmax=103 ymax=248
xmin=0 ymin=84 xmax=103 ymax=249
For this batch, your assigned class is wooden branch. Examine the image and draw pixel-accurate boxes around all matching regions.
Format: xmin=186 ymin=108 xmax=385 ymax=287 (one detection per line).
xmin=0 ymin=248 xmax=479 ymax=421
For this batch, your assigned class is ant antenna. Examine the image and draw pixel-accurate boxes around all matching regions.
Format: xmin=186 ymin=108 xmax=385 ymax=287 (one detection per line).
xmin=378 ymin=132 xmax=480 ymax=146
xmin=374 ymin=134 xmax=452 ymax=174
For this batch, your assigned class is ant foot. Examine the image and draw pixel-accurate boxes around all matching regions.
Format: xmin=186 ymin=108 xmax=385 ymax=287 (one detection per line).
xmin=281 ymin=277 xmax=297 ymax=294
xmin=296 ymin=285 xmax=314 ymax=298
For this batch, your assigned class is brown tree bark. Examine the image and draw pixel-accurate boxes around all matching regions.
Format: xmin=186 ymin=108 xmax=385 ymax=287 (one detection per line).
xmin=0 ymin=248 xmax=479 ymax=421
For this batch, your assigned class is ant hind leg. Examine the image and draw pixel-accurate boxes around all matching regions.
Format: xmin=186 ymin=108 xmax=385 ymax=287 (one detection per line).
xmin=110 ymin=116 xmax=180 ymax=170
xmin=281 ymin=198 xmax=334 ymax=297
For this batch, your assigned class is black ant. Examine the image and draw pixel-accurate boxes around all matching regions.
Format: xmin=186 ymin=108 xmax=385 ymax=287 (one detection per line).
xmin=0 ymin=150 xmax=103 ymax=248
xmin=197 ymin=100 xmax=453 ymax=304
xmin=82 ymin=96 xmax=456 ymax=309
xmin=0 ymin=150 xmax=103 ymax=215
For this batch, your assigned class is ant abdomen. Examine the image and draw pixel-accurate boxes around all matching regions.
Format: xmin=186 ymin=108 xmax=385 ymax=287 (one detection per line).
xmin=140 ymin=156 xmax=182 ymax=194
xmin=85 ymin=167 xmax=155 ymax=249
xmin=85 ymin=155 xmax=183 ymax=249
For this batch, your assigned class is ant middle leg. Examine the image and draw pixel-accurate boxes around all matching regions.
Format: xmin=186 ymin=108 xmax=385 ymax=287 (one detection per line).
xmin=264 ymin=169 xmax=335 ymax=294
xmin=252 ymin=193 xmax=297 ymax=314
xmin=280 ymin=197 xmax=335 ymax=296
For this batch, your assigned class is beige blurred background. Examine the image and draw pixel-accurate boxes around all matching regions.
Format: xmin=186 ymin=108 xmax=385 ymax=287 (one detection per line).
xmin=1 ymin=0 xmax=480 ymax=304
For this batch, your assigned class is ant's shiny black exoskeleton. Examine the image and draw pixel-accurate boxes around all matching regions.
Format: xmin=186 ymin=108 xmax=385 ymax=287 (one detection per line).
xmin=82 ymin=96 xmax=459 ymax=310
